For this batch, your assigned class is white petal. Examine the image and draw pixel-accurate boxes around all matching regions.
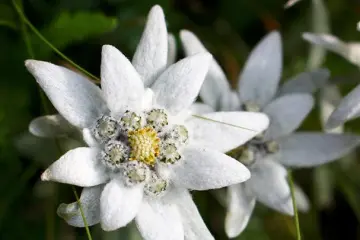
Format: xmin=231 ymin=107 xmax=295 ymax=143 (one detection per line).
xmin=225 ymin=184 xmax=256 ymax=238
xmin=189 ymin=103 xmax=214 ymax=115
xmin=41 ymin=147 xmax=108 ymax=187
xmin=180 ymin=30 xmax=231 ymax=109
xmin=302 ymin=33 xmax=351 ymax=62
xmin=320 ymin=84 xmax=344 ymax=133
xmin=186 ymin=111 xmax=270 ymax=152
xmin=174 ymin=189 xmax=214 ymax=240
xmin=167 ymin=33 xmax=177 ymax=66
xmin=247 ymin=159 xmax=293 ymax=215
xmin=25 ymin=60 xmax=106 ymax=129
xmin=101 ymin=45 xmax=144 ymax=115
xmin=294 ymin=184 xmax=310 ymax=212
xmin=152 ymin=53 xmax=212 ymax=115
xmin=263 ymin=94 xmax=314 ymax=140
xmin=29 ymin=114 xmax=74 ymax=137
xmin=326 ymin=83 xmax=360 ymax=129
xmin=275 ymin=132 xmax=360 ymax=167
xmin=219 ymin=91 xmax=241 ymax=111
xmin=136 ymin=200 xmax=184 ymax=240
xmin=57 ymin=185 xmax=104 ymax=227
xmin=238 ymin=31 xmax=282 ymax=107
xmin=278 ymin=69 xmax=330 ymax=96
xmin=132 ymin=5 xmax=168 ymax=87
xmin=100 ymin=179 xmax=143 ymax=231
xmin=173 ymin=146 xmax=250 ymax=190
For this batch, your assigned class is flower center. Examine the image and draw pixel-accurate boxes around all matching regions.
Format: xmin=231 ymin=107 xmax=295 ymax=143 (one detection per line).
xmin=128 ymin=127 xmax=160 ymax=166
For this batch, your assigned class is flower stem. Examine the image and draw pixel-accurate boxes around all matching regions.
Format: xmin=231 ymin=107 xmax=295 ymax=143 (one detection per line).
xmin=72 ymin=187 xmax=93 ymax=240
xmin=13 ymin=1 xmax=93 ymax=239
xmin=288 ymin=170 xmax=302 ymax=240
xmin=12 ymin=0 xmax=100 ymax=83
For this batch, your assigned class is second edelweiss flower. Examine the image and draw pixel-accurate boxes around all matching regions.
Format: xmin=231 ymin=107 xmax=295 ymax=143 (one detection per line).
xmin=26 ymin=5 xmax=270 ymax=240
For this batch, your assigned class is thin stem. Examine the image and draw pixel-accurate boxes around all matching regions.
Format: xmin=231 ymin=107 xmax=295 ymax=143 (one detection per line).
xmin=14 ymin=1 xmax=93 ymax=239
xmin=192 ymin=114 xmax=257 ymax=132
xmin=288 ymin=170 xmax=302 ymax=240
xmin=12 ymin=0 xmax=100 ymax=83
xmin=72 ymin=187 xmax=93 ymax=240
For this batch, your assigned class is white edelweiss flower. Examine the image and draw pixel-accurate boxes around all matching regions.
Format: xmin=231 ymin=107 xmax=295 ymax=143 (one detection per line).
xmin=181 ymin=29 xmax=360 ymax=238
xmin=26 ymin=6 xmax=270 ymax=240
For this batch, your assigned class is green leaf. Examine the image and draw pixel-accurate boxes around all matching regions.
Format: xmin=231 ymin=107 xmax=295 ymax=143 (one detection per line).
xmin=31 ymin=11 xmax=118 ymax=58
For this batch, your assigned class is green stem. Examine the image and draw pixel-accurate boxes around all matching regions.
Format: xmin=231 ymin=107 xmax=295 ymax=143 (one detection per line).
xmin=13 ymin=1 xmax=93 ymax=239
xmin=12 ymin=0 xmax=100 ymax=83
xmin=72 ymin=187 xmax=93 ymax=240
xmin=288 ymin=171 xmax=302 ymax=240
xmin=192 ymin=114 xmax=256 ymax=132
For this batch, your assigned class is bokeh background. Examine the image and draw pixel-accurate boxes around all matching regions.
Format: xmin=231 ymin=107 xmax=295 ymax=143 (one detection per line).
xmin=1 ymin=0 xmax=360 ymax=239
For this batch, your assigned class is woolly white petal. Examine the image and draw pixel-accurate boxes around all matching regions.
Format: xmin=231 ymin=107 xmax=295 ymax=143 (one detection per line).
xmin=278 ymin=69 xmax=330 ymax=96
xmin=167 ymin=33 xmax=177 ymax=66
xmin=275 ymin=132 xmax=360 ymax=167
xmin=180 ymin=30 xmax=231 ymax=109
xmin=101 ymin=45 xmax=144 ymax=115
xmin=225 ymin=184 xmax=256 ymax=238
xmin=152 ymin=53 xmax=212 ymax=115
xmin=29 ymin=114 xmax=74 ymax=137
xmin=136 ymin=200 xmax=184 ymax=240
xmin=263 ymin=94 xmax=314 ymax=140
xmin=41 ymin=147 xmax=108 ymax=187
xmin=100 ymin=179 xmax=143 ymax=231
xmin=294 ymin=184 xmax=310 ymax=212
xmin=132 ymin=5 xmax=168 ymax=87
xmin=247 ymin=160 xmax=293 ymax=215
xmin=57 ymin=185 xmax=104 ymax=227
xmin=187 ymin=112 xmax=270 ymax=152
xmin=25 ymin=60 xmax=106 ymax=129
xmin=189 ymin=103 xmax=214 ymax=115
xmin=174 ymin=189 xmax=214 ymax=240
xmin=238 ymin=31 xmax=282 ymax=107
xmin=173 ymin=146 xmax=250 ymax=190
xmin=219 ymin=91 xmax=241 ymax=111
xmin=326 ymin=83 xmax=360 ymax=129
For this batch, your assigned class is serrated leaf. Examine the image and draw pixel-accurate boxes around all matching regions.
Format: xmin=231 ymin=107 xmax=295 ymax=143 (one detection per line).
xmin=31 ymin=11 xmax=118 ymax=58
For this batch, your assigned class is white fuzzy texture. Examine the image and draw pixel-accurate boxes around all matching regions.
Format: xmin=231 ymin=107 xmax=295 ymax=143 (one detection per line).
xmin=41 ymin=147 xmax=108 ymax=187
xmin=152 ymin=53 xmax=212 ymax=115
xmin=101 ymin=45 xmax=145 ymax=115
xmin=136 ymin=200 xmax=184 ymax=240
xmin=225 ymin=184 xmax=256 ymax=238
xmin=173 ymin=146 xmax=250 ymax=190
xmin=29 ymin=114 xmax=73 ymax=137
xmin=100 ymin=179 xmax=143 ymax=231
xmin=132 ymin=5 xmax=168 ymax=87
xmin=57 ymin=185 xmax=104 ymax=227
xmin=187 ymin=111 xmax=269 ymax=152
xmin=263 ymin=94 xmax=314 ymax=140
xmin=25 ymin=60 xmax=106 ymax=129
xmin=238 ymin=31 xmax=282 ymax=107
xmin=180 ymin=30 xmax=231 ymax=110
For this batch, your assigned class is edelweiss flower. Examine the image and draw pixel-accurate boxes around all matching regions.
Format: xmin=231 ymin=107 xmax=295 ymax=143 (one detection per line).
xmin=26 ymin=6 xmax=270 ymax=240
xmin=181 ymin=30 xmax=360 ymax=238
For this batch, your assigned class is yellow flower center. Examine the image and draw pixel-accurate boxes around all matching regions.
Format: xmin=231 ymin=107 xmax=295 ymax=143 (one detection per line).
xmin=128 ymin=127 xmax=160 ymax=166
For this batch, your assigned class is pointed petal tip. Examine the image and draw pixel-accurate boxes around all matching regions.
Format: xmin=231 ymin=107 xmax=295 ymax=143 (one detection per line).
xmin=41 ymin=169 xmax=51 ymax=181
xmin=149 ymin=5 xmax=164 ymax=17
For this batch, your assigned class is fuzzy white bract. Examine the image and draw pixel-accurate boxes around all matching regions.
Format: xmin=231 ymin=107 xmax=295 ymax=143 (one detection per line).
xmin=181 ymin=29 xmax=360 ymax=238
xmin=26 ymin=6 xmax=271 ymax=240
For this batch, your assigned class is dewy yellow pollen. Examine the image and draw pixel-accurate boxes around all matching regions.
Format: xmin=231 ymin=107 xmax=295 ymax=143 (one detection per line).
xmin=128 ymin=127 xmax=160 ymax=166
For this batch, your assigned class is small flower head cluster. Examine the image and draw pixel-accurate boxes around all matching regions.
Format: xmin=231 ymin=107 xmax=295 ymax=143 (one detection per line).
xmin=92 ymin=109 xmax=188 ymax=196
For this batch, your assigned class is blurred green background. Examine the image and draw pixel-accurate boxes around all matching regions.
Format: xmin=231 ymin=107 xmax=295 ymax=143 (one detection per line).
xmin=1 ymin=0 xmax=360 ymax=239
